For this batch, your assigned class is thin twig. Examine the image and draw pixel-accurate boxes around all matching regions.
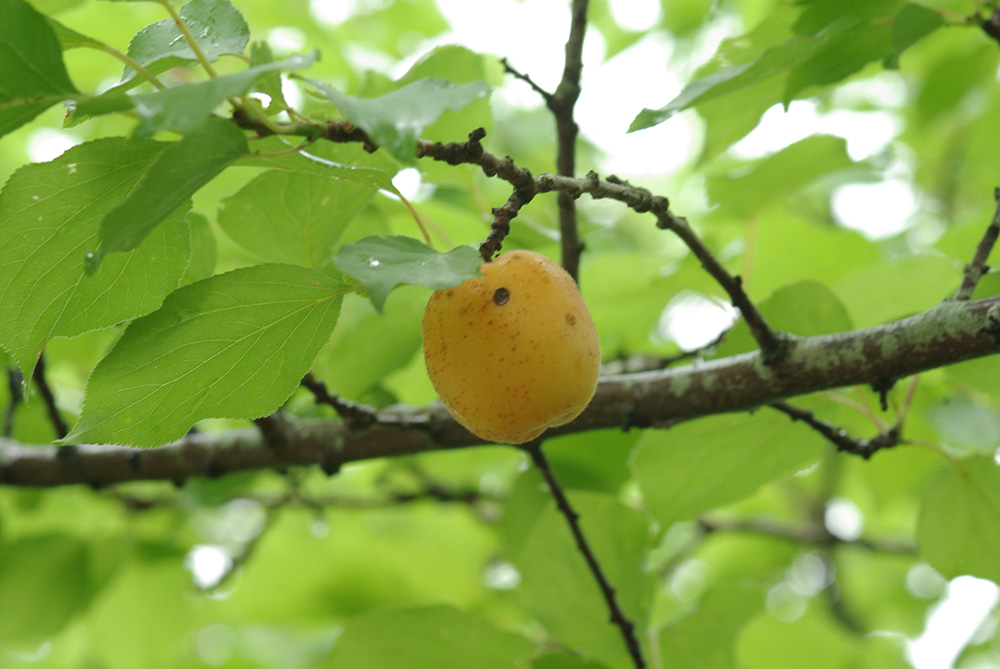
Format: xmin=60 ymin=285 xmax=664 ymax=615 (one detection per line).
xmin=954 ymin=187 xmax=1000 ymax=300
xmin=499 ymin=57 xmax=554 ymax=104
xmin=32 ymin=356 xmax=68 ymax=440
xmin=113 ymin=482 xmax=492 ymax=513
xmin=769 ymin=400 xmax=900 ymax=459
xmin=523 ymin=442 xmax=646 ymax=669
xmin=565 ymin=170 xmax=789 ymax=362
xmin=301 ymin=372 xmax=379 ymax=431
xmin=652 ymin=208 xmax=791 ymax=363
xmin=601 ymin=328 xmax=729 ymax=374
xmin=480 ymin=185 xmax=535 ymax=261
xmin=698 ymin=516 xmax=917 ymax=554
xmin=3 ymin=368 xmax=23 ymax=438
xmin=978 ymin=8 xmax=1000 ymax=43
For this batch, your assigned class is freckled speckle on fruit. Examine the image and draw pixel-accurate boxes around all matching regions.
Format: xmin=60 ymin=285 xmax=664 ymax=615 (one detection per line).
xmin=422 ymin=249 xmax=601 ymax=444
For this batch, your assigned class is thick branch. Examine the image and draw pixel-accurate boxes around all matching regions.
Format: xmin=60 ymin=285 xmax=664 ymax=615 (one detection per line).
xmin=3 ymin=296 xmax=999 ymax=488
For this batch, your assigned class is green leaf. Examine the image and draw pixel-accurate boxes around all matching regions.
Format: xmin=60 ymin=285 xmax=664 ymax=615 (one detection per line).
xmin=629 ymin=16 xmax=862 ymax=132
xmin=0 ymin=536 xmax=94 ymax=642
xmin=72 ymin=52 xmax=317 ymax=136
xmin=696 ymin=75 xmax=785 ymax=164
xmin=917 ymin=457 xmax=1000 ymax=583
xmin=312 ymin=291 xmax=425 ymax=400
xmin=307 ymin=77 xmax=490 ymax=161
xmin=333 ymin=235 xmax=482 ymax=312
xmin=121 ymin=0 xmax=249 ymax=83
xmin=0 ymin=138 xmax=190 ymax=381
xmin=81 ymin=545 xmax=195 ymax=667
xmin=46 ymin=16 xmax=105 ymax=50
xmin=793 ymin=0 xmax=904 ymax=34
xmin=714 ymin=280 xmax=853 ymax=358
xmin=236 ymin=136 xmax=397 ymax=191
xmin=218 ymin=167 xmax=375 ymax=268
xmin=706 ymin=135 xmax=856 ymax=214
xmin=130 ymin=51 xmax=317 ymax=137
xmin=67 ymin=263 xmax=347 ymax=447
xmin=914 ymin=38 xmax=997 ymax=126
xmin=543 ymin=429 xmax=640 ymax=493
xmin=396 ymin=46 xmax=496 ymax=143
xmin=833 ymin=254 xmax=960 ymax=327
xmin=783 ymin=20 xmax=893 ymax=103
xmin=532 ymin=655 xmax=606 ymax=669
xmin=0 ymin=0 xmax=79 ymax=138
xmin=947 ymin=355 xmax=1000 ymax=396
xmin=737 ymin=608 xmax=860 ymax=668
xmin=927 ymin=398 xmax=1000 ymax=453
xmin=886 ymin=3 xmax=945 ymax=68
xmin=30 ymin=0 xmax=84 ymax=10
xmin=93 ymin=118 xmax=247 ymax=268
xmin=183 ymin=211 xmax=216 ymax=282
xmin=745 ymin=210 xmax=881 ymax=299
xmin=634 ymin=411 xmax=825 ymax=525
xmin=687 ymin=7 xmax=797 ymax=160
xmin=659 ymin=586 xmax=763 ymax=667
xmin=514 ymin=492 xmax=654 ymax=669
xmin=248 ymin=40 xmax=288 ymax=112
xmin=321 ymin=604 xmax=533 ymax=669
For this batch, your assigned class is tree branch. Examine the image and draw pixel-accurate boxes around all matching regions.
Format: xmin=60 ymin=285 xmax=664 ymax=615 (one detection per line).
xmin=768 ymin=401 xmax=900 ymax=459
xmin=954 ymin=186 xmax=1000 ymax=300
xmin=499 ymin=57 xmax=554 ymax=104
xmin=549 ymin=0 xmax=589 ymax=281
xmin=524 ymin=441 xmax=646 ymax=668
xmin=33 ymin=355 xmax=68 ymax=440
xmin=301 ymin=372 xmax=379 ymax=430
xmin=495 ymin=0 xmax=589 ymax=279
xmin=2 ymin=296 xmax=998 ymax=488
xmin=3 ymin=367 xmax=22 ymax=438
xmin=698 ymin=516 xmax=917 ymax=555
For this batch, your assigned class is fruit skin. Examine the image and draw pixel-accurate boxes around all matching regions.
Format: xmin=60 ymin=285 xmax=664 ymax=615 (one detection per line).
xmin=422 ymin=249 xmax=601 ymax=444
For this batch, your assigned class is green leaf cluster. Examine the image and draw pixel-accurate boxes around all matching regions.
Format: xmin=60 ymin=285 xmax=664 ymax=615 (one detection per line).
xmin=0 ymin=0 xmax=488 ymax=447
xmin=2 ymin=0 xmax=1000 ymax=667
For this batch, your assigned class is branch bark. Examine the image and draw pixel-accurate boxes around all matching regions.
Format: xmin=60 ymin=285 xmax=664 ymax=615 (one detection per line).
xmin=3 ymin=295 xmax=998 ymax=488
xmin=550 ymin=0 xmax=589 ymax=281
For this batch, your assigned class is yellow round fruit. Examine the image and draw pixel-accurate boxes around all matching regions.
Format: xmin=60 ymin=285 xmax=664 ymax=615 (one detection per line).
xmin=422 ymin=249 xmax=601 ymax=444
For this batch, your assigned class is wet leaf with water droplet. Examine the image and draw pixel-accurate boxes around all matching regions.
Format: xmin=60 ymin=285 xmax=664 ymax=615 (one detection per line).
xmin=0 ymin=138 xmax=190 ymax=381
xmin=121 ymin=0 xmax=250 ymax=84
xmin=333 ymin=235 xmax=481 ymax=312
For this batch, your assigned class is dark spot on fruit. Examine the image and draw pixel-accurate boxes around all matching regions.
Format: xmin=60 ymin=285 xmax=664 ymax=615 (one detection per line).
xmin=566 ymin=313 xmax=576 ymax=326
xmin=493 ymin=287 xmax=510 ymax=306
